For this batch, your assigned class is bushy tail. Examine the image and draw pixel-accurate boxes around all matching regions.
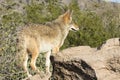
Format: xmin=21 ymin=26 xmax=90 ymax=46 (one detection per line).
xmin=15 ymin=34 xmax=27 ymax=68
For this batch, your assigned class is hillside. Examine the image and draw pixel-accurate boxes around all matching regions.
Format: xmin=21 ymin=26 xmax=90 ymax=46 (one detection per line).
xmin=63 ymin=0 xmax=120 ymax=11
xmin=62 ymin=0 xmax=120 ymax=27
xmin=0 ymin=0 xmax=120 ymax=80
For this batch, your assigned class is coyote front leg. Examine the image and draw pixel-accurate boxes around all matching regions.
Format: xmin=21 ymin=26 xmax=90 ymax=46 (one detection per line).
xmin=45 ymin=51 xmax=51 ymax=75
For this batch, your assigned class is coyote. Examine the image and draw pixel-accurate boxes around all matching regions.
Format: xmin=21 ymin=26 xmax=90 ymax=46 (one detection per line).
xmin=16 ymin=10 xmax=79 ymax=77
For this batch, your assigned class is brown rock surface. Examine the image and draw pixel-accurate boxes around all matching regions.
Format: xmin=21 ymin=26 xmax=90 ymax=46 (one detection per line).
xmin=52 ymin=38 xmax=120 ymax=80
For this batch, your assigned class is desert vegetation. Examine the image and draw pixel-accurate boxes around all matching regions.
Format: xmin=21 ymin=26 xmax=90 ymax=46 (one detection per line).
xmin=0 ymin=0 xmax=120 ymax=79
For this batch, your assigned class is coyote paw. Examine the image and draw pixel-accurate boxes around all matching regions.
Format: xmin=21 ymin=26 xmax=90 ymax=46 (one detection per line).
xmin=46 ymin=71 xmax=51 ymax=75
xmin=38 ymin=71 xmax=45 ymax=78
xmin=27 ymin=72 xmax=32 ymax=78
xmin=35 ymin=68 xmax=40 ymax=73
xmin=28 ymin=74 xmax=32 ymax=77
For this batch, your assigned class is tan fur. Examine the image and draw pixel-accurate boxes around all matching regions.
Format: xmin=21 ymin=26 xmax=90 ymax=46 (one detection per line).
xmin=16 ymin=10 xmax=79 ymax=77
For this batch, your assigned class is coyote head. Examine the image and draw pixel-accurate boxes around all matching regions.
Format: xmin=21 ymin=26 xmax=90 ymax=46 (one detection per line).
xmin=59 ymin=10 xmax=79 ymax=31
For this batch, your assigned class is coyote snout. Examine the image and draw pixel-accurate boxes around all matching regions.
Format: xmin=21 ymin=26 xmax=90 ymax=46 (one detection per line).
xmin=70 ymin=23 xmax=79 ymax=31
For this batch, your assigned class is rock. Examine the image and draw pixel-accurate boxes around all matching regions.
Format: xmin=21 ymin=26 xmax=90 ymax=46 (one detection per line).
xmin=51 ymin=38 xmax=120 ymax=80
xmin=51 ymin=56 xmax=97 ymax=80
xmin=100 ymin=38 xmax=120 ymax=50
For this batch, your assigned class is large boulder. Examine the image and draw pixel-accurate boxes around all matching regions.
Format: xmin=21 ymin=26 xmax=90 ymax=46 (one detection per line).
xmin=22 ymin=38 xmax=120 ymax=80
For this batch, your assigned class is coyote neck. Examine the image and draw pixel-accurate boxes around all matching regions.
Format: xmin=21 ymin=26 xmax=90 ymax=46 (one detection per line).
xmin=59 ymin=24 xmax=69 ymax=47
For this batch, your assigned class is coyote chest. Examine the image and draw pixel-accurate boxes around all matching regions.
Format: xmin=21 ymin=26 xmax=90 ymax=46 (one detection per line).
xmin=39 ymin=40 xmax=54 ymax=53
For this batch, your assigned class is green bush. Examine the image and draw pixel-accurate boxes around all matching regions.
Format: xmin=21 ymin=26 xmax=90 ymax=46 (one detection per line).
xmin=26 ymin=0 xmax=65 ymax=24
xmin=62 ymin=0 xmax=120 ymax=48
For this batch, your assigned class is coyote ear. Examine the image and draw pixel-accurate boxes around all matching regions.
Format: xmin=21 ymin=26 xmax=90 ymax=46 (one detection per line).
xmin=69 ymin=9 xmax=73 ymax=16
xmin=63 ymin=10 xmax=73 ymax=24
xmin=64 ymin=9 xmax=73 ymax=18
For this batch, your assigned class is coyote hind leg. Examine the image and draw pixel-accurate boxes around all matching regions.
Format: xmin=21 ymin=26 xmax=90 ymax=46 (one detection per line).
xmin=30 ymin=49 xmax=39 ymax=73
xmin=22 ymin=53 xmax=31 ymax=77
